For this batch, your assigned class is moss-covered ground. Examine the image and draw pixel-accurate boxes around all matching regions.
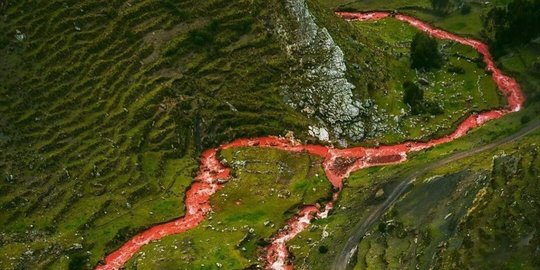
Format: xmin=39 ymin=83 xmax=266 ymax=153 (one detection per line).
xmin=352 ymin=129 xmax=540 ymax=270
xmin=307 ymin=0 xmax=507 ymax=145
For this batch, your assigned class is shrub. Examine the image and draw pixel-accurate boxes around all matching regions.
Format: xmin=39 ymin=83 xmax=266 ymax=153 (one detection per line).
xmin=460 ymin=3 xmax=472 ymax=14
xmin=318 ymin=245 xmax=329 ymax=254
xmin=410 ymin=32 xmax=443 ymax=70
xmin=403 ymin=81 xmax=443 ymax=115
xmin=447 ymin=65 xmax=465 ymax=74
xmin=403 ymin=81 xmax=424 ymax=114
xmin=521 ymin=115 xmax=531 ymax=124
xmin=431 ymin=0 xmax=451 ymax=14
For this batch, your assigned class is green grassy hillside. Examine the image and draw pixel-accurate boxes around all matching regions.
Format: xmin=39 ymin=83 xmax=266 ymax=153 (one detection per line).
xmin=0 ymin=0 xmax=535 ymax=269
xmin=0 ymin=0 xmax=314 ymax=268
xmin=125 ymin=147 xmax=333 ymax=269
xmin=353 ymin=129 xmax=540 ymax=270
xmin=287 ymin=107 xmax=540 ymax=269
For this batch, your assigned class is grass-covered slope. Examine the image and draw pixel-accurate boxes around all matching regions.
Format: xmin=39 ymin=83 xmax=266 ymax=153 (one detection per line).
xmin=287 ymin=111 xmax=540 ymax=269
xmin=0 ymin=0 xmax=535 ymax=269
xmin=0 ymin=0 xmax=367 ymax=268
xmin=124 ymin=147 xmax=333 ymax=269
xmin=353 ymin=129 xmax=540 ymax=270
xmin=0 ymin=0 xmax=315 ymax=268
xmin=306 ymin=0 xmax=506 ymax=144
xmin=346 ymin=18 xmax=503 ymax=143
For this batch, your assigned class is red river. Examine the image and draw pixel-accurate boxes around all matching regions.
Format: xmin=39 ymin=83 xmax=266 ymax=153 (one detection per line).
xmin=95 ymin=12 xmax=524 ymax=270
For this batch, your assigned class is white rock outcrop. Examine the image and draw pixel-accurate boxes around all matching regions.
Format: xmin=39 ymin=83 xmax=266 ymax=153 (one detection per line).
xmin=274 ymin=0 xmax=372 ymax=141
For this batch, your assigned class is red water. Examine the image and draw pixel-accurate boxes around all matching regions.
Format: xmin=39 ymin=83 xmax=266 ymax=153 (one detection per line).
xmin=95 ymin=12 xmax=524 ymax=270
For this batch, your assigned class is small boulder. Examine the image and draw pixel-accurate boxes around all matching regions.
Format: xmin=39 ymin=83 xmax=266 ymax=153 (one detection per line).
xmin=375 ymin=188 xmax=385 ymax=198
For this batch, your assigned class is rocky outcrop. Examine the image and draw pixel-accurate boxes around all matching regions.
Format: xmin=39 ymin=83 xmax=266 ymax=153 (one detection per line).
xmin=273 ymin=0 xmax=372 ymax=142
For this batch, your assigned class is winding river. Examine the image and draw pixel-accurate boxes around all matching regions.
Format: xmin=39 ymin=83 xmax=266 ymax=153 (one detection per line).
xmin=95 ymin=12 xmax=524 ymax=270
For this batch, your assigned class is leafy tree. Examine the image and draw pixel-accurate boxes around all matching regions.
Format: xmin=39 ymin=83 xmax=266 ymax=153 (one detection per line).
xmin=410 ymin=32 xmax=443 ymax=70
xmin=431 ymin=0 xmax=451 ymax=14
xmin=403 ymin=81 xmax=443 ymax=115
xmin=460 ymin=2 xmax=472 ymax=14
xmin=318 ymin=246 xmax=329 ymax=254
xmin=482 ymin=0 xmax=540 ymax=55
xmin=403 ymin=81 xmax=424 ymax=114
xmin=68 ymin=253 xmax=90 ymax=270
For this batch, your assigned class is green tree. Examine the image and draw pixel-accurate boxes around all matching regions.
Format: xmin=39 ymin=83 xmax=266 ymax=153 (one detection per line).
xmin=403 ymin=81 xmax=443 ymax=115
xmin=460 ymin=2 xmax=472 ymax=14
xmin=431 ymin=0 xmax=451 ymax=14
xmin=403 ymin=81 xmax=424 ymax=114
xmin=410 ymin=32 xmax=443 ymax=70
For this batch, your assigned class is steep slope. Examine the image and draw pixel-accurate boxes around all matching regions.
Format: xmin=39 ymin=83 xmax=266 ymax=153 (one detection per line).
xmin=0 ymin=0 xmax=314 ymax=268
xmin=0 ymin=0 xmax=524 ymax=269
xmin=353 ymin=128 xmax=540 ymax=270
xmin=0 ymin=0 xmax=372 ymax=268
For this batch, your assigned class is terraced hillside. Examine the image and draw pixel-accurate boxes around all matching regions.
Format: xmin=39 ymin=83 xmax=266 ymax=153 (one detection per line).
xmin=1 ymin=0 xmax=318 ymax=268
xmin=0 ymin=0 xmax=367 ymax=268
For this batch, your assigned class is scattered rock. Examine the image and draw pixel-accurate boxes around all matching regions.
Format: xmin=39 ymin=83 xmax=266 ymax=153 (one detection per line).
xmin=375 ymin=188 xmax=385 ymax=198
xmin=15 ymin=30 xmax=26 ymax=41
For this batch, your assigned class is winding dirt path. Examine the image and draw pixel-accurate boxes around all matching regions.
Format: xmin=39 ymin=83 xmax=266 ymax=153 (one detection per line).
xmin=95 ymin=12 xmax=524 ymax=270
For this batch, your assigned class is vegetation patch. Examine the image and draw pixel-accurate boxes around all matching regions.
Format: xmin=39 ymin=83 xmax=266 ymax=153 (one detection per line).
xmin=345 ymin=18 xmax=503 ymax=144
xmin=123 ymin=147 xmax=333 ymax=269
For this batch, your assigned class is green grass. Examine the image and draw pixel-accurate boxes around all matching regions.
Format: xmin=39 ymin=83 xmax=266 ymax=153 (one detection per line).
xmin=0 ymin=0 xmax=538 ymax=269
xmin=0 ymin=0 xmax=315 ymax=268
xmin=325 ymin=0 xmax=511 ymax=38
xmin=353 ymin=130 xmax=540 ymax=270
xmin=342 ymin=18 xmax=502 ymax=144
xmin=306 ymin=1 xmax=507 ymax=145
xmin=287 ymin=102 xmax=540 ymax=268
xmin=124 ymin=147 xmax=333 ymax=269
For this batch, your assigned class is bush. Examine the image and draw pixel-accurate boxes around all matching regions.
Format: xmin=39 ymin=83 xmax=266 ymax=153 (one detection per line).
xmin=447 ymin=65 xmax=465 ymax=74
xmin=460 ymin=3 xmax=472 ymax=14
xmin=318 ymin=245 xmax=329 ymax=254
xmin=424 ymin=101 xmax=444 ymax=115
xmin=403 ymin=81 xmax=443 ymax=115
xmin=68 ymin=253 xmax=89 ymax=270
xmin=378 ymin=222 xmax=387 ymax=233
xmin=410 ymin=32 xmax=443 ymax=70
xmin=521 ymin=115 xmax=531 ymax=124
xmin=431 ymin=0 xmax=451 ymax=14
xmin=403 ymin=81 xmax=424 ymax=114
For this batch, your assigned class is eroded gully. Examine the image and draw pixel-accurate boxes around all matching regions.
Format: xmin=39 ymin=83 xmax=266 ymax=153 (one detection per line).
xmin=95 ymin=12 xmax=524 ymax=270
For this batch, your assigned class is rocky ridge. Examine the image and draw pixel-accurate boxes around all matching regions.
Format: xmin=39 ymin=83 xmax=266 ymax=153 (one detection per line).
xmin=274 ymin=0 xmax=375 ymax=142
